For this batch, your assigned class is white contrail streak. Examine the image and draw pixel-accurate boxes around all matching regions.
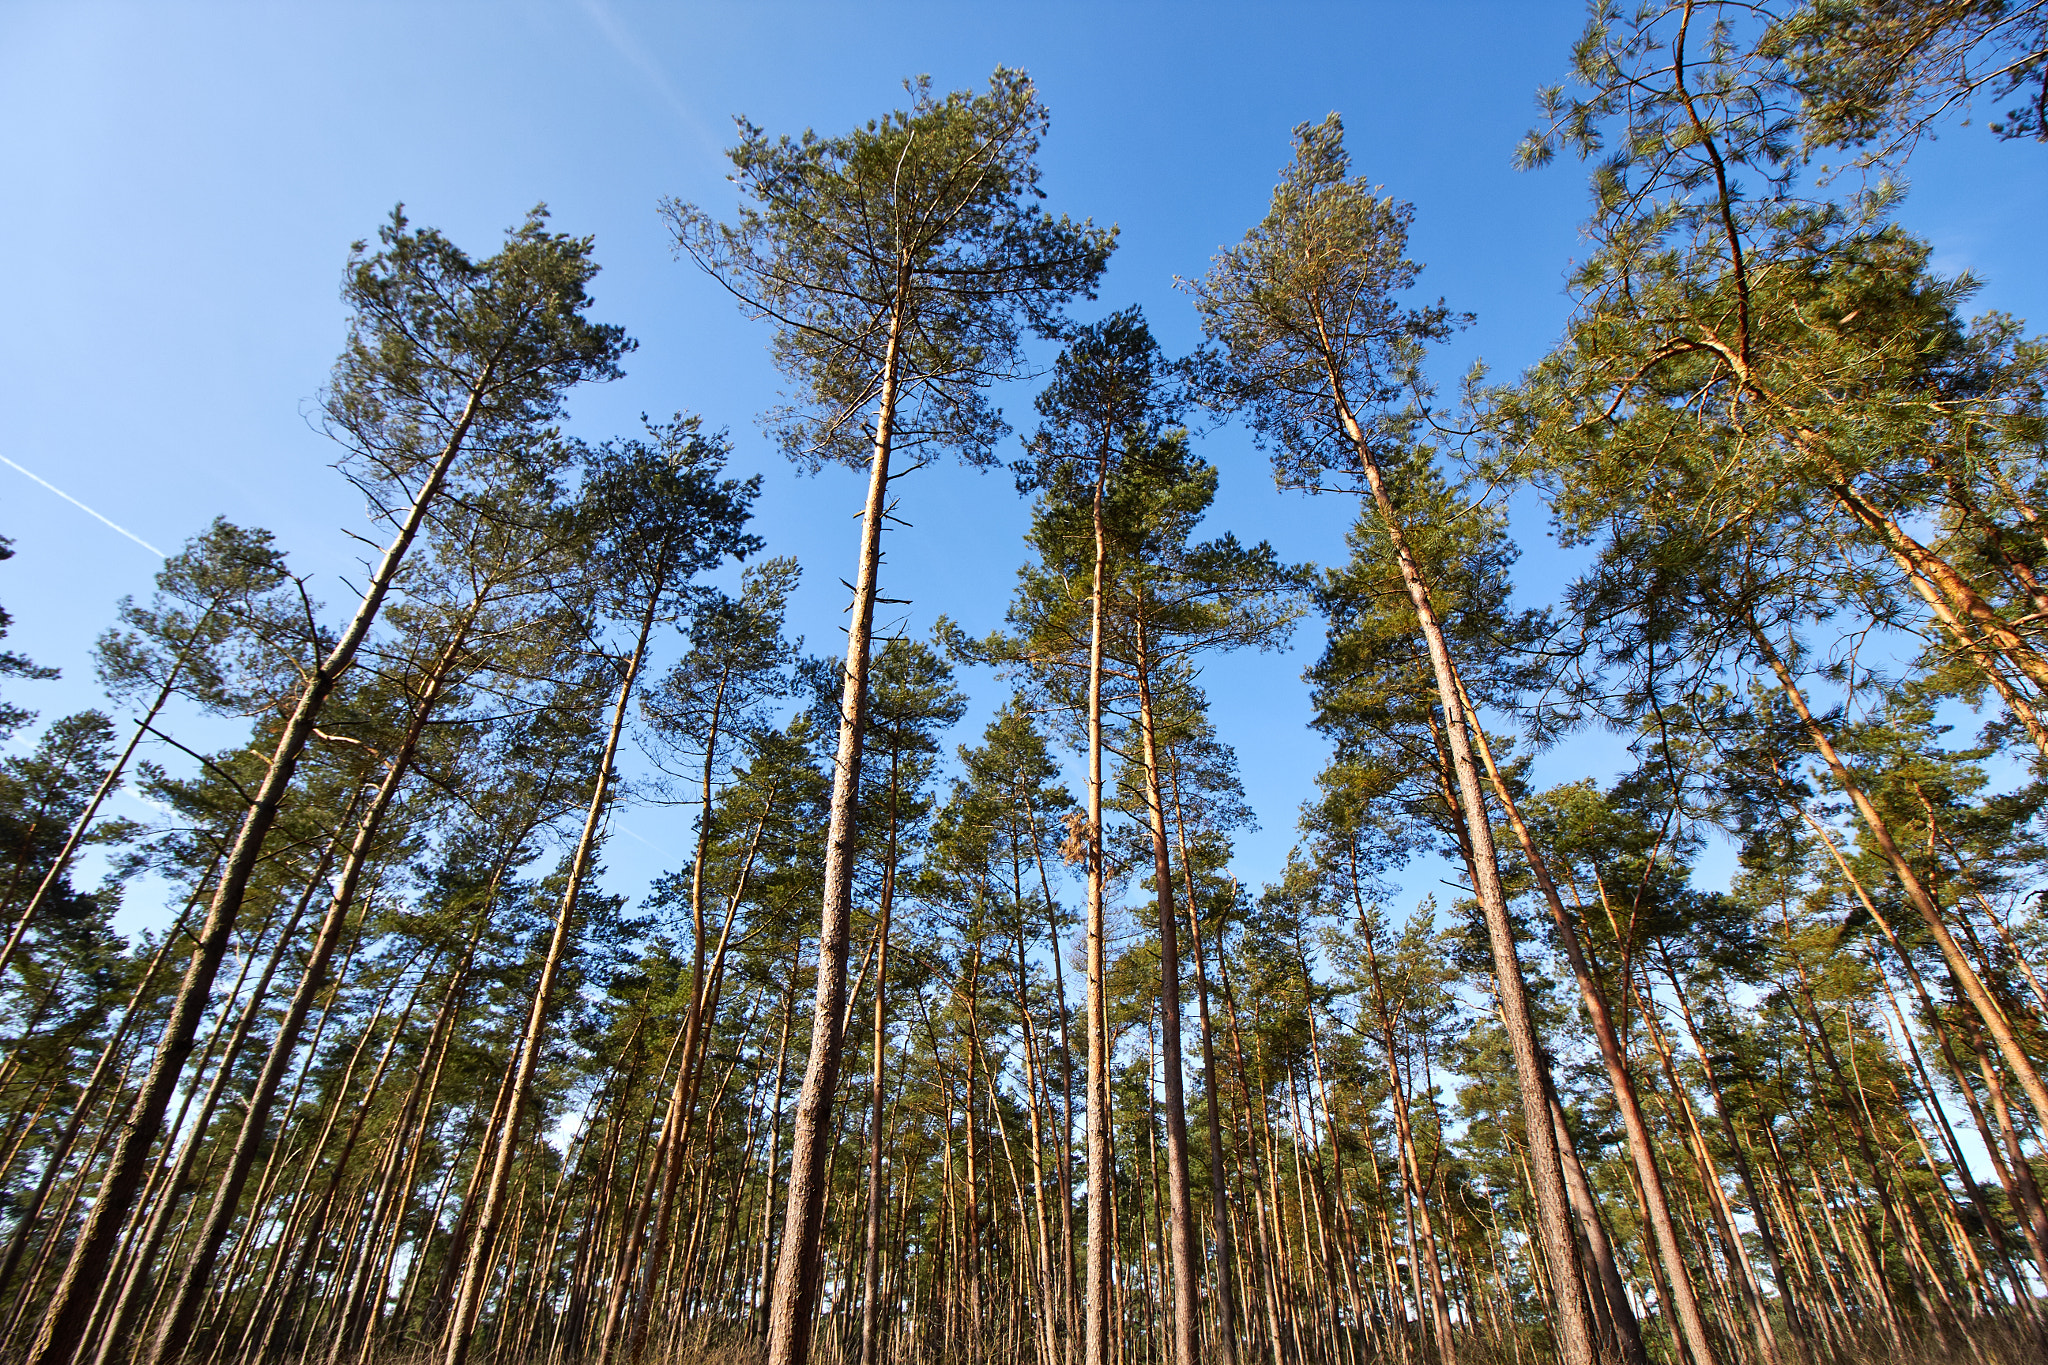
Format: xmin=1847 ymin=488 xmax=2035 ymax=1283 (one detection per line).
xmin=1 ymin=454 xmax=167 ymax=559
xmin=577 ymin=0 xmax=723 ymax=159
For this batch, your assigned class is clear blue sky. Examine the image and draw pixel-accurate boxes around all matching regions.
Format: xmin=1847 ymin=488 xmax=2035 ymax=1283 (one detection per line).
xmin=3 ymin=2 xmax=2042 ymax=936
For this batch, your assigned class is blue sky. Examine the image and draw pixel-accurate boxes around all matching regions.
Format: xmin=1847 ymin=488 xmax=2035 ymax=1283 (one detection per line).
xmin=2 ymin=2 xmax=2043 ymax=937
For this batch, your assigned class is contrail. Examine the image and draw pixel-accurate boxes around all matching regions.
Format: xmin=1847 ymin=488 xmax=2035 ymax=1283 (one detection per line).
xmin=615 ymin=822 xmax=671 ymax=858
xmin=577 ymin=0 xmax=724 ymax=160
xmin=1 ymin=454 xmax=167 ymax=559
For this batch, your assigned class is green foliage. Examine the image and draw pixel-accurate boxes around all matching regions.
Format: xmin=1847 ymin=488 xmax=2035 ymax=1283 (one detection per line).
xmin=0 ymin=534 xmax=58 ymax=742
xmin=1768 ymin=0 xmax=2048 ymax=151
xmin=325 ymin=205 xmax=631 ymax=501
xmin=573 ymin=416 xmax=763 ymax=630
xmin=93 ymin=519 xmax=304 ymax=720
xmin=1188 ymin=113 xmax=1459 ymax=493
xmin=666 ymin=70 xmax=1113 ymax=471
xmin=9 ymin=34 xmax=2048 ymax=1365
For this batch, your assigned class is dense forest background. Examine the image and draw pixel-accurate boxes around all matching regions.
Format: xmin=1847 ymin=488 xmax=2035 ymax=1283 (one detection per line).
xmin=2 ymin=5 xmax=2047 ymax=1365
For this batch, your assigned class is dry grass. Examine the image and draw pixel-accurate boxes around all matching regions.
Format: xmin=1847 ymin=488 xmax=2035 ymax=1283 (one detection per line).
xmin=312 ymin=1315 xmax=2048 ymax=1365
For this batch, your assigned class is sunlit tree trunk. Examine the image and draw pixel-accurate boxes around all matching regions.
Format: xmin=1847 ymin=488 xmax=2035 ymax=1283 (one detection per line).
xmin=146 ymin=605 xmax=481 ymax=1365
xmin=1083 ymin=444 xmax=1115 ymax=1365
xmin=442 ymin=590 xmax=657 ymax=1365
xmin=1452 ymin=668 xmax=1712 ymax=1365
xmin=27 ymin=386 xmax=489 ymax=1365
xmin=767 ymin=300 xmax=904 ymax=1365
xmin=1320 ymin=374 xmax=1600 ymax=1365
xmin=1133 ymin=633 xmax=1201 ymax=1365
xmin=1167 ymin=753 xmax=1238 ymax=1365
xmin=857 ymin=757 xmax=901 ymax=1365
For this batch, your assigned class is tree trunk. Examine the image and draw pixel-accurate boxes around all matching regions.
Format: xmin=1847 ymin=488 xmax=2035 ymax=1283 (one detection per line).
xmin=441 ymin=587 xmax=656 ymax=1365
xmin=1452 ymin=667 xmax=1715 ymax=1365
xmin=0 ymin=874 xmax=207 ymax=1306
xmin=1324 ymin=379 xmax=1599 ymax=1365
xmin=145 ymin=608 xmax=480 ymax=1365
xmin=757 ymin=958 xmax=798 ymax=1338
xmin=93 ymin=831 xmax=348 ymax=1365
xmin=1357 ymin=915 xmax=1455 ymax=1365
xmin=1134 ymin=637 xmax=1201 ymax=1365
xmin=1083 ymin=434 xmax=1115 ymax=1365
xmin=617 ymin=759 xmax=774 ymax=1365
xmin=1167 ymin=752 xmax=1238 ymax=1365
xmin=27 ymin=383 xmax=489 ymax=1365
xmin=858 ymin=758 xmax=900 ymax=1365
xmin=1547 ymin=1093 xmax=1646 ymax=1365
xmin=764 ymin=299 xmax=904 ymax=1365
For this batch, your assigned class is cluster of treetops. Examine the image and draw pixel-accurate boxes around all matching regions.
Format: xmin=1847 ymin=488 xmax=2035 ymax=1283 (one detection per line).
xmin=2 ymin=4 xmax=2046 ymax=1365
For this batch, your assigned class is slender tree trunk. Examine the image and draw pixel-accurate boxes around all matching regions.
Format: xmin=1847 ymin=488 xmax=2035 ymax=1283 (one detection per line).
xmin=93 ymin=831 xmax=349 ymax=1365
xmin=1784 ymin=783 xmax=2048 ymax=1294
xmin=1167 ymin=752 xmax=1237 ymax=1365
xmin=616 ymin=767 xmax=773 ymax=1365
xmin=1293 ymin=945 xmax=1365 ymax=1365
xmin=858 ymin=760 xmax=900 ymax=1365
xmin=1084 ymin=439 xmax=1115 ymax=1365
xmin=146 ymin=609 xmax=479 ymax=1365
xmin=442 ymin=588 xmax=657 ymax=1365
xmin=1651 ymin=951 xmax=1786 ymax=1365
xmin=0 ymin=875 xmax=207 ymax=1306
xmin=613 ymin=675 xmax=730 ymax=1365
xmin=1869 ymin=956 xmax=2023 ymax=1314
xmin=1134 ymin=638 xmax=1201 ymax=1365
xmin=1217 ymin=940 xmax=1286 ymax=1365
xmin=1451 ymin=667 xmax=1716 ymax=1365
xmin=1358 ymin=921 xmax=1454 ymax=1365
xmin=1970 ymin=1022 xmax=2048 ymax=1288
xmin=1030 ymin=825 xmax=1081 ymax=1365
xmin=234 ymin=959 xmax=400 ymax=1363
xmin=27 ymin=382 xmax=490 ymax=1365
xmin=1322 ymin=377 xmax=1599 ymax=1365
xmin=757 ymin=959 xmax=798 ymax=1338
xmin=1008 ymin=846 xmax=1059 ymax=1365
xmin=1548 ymin=1094 xmax=1645 ymax=1365
xmin=963 ymin=944 xmax=987 ymax=1361
xmin=764 ymin=298 xmax=905 ymax=1365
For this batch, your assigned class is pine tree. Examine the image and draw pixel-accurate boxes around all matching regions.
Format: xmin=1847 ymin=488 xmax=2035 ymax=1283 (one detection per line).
xmin=1192 ymin=114 xmax=1604 ymax=1365
xmin=666 ymin=70 xmax=1110 ymax=1365
xmin=27 ymin=208 xmax=629 ymax=1365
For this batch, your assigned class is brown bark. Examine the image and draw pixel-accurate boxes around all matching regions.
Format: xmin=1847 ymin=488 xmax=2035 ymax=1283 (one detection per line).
xmin=1788 ymin=786 xmax=2048 ymax=1289
xmin=1167 ymin=751 xmax=1238 ymax=1365
xmin=1134 ymin=640 xmax=1201 ymax=1365
xmin=0 ymin=876 xmax=206 ymax=1307
xmin=756 ymin=957 xmax=798 ymax=1339
xmin=28 ymin=380 xmax=489 ymax=1365
xmin=1452 ymin=667 xmax=1718 ymax=1365
xmin=615 ymin=773 xmax=773 ymax=1365
xmin=1547 ymin=1092 xmax=1649 ymax=1365
xmin=764 ymin=303 xmax=903 ymax=1365
xmin=1319 ymin=368 xmax=1599 ymax=1365
xmin=441 ymin=586 xmax=656 ymax=1365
